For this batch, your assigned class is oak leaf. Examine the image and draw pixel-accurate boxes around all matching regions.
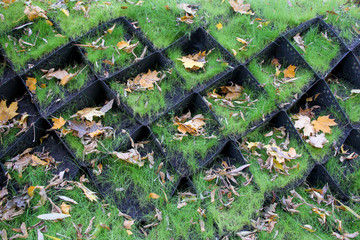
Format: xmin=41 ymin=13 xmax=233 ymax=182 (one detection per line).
xmin=24 ymin=5 xmax=48 ymax=21
xmin=311 ymin=115 xmax=337 ymax=134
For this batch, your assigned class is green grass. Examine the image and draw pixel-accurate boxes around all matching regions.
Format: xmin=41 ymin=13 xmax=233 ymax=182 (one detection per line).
xmin=0 ymin=127 xmax=20 ymax=149
xmin=258 ymin=184 xmax=360 ymax=239
xmin=80 ymin=23 xmax=146 ymax=76
xmin=124 ymin=0 xmax=200 ymax=49
xmin=209 ymin=15 xmax=282 ymax=62
xmin=0 ymin=19 xmax=68 ymax=71
xmin=55 ymin=104 xmax=131 ymax=162
xmin=0 ymin=1 xmax=50 ymax=33
xmin=240 ymin=125 xmax=312 ymax=193
xmin=48 ymin=1 xmax=128 ymax=38
xmin=192 ymin=161 xmax=265 ymax=233
xmin=290 ymin=26 xmax=341 ymax=74
xmin=329 ymin=81 xmax=360 ymax=124
xmin=167 ymin=48 xmax=230 ymax=90
xmin=151 ymin=111 xmax=219 ymax=172
xmin=204 ymin=84 xmax=277 ymax=138
xmin=291 ymin=108 xmax=344 ymax=162
xmin=248 ymin=59 xmax=314 ymax=104
xmin=109 ymin=69 xmax=185 ymax=119
xmin=324 ymin=5 xmax=360 ymax=45
xmin=32 ymin=65 xmax=90 ymax=108
xmin=326 ymin=154 xmax=360 ymax=198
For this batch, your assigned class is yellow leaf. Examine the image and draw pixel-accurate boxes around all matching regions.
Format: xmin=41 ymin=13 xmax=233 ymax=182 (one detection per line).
xmin=149 ymin=193 xmax=160 ymax=199
xmin=51 ymin=116 xmax=66 ymax=130
xmin=26 ymin=77 xmax=37 ymax=93
xmin=61 ymin=8 xmax=69 ymax=17
xmin=43 ymin=234 xmax=61 ymax=240
xmin=126 ymin=230 xmax=133 ymax=235
xmin=24 ymin=5 xmax=48 ymax=21
xmin=311 ymin=115 xmax=338 ymax=134
xmin=60 ymin=202 xmax=71 ymax=215
xmin=236 ymin=37 xmax=248 ymax=44
xmin=107 ymin=23 xmax=116 ymax=34
xmin=73 ymin=182 xmax=98 ymax=202
xmin=46 ymin=20 xmax=53 ymax=26
xmin=28 ymin=186 xmax=36 ymax=197
xmin=216 ymin=22 xmax=223 ymax=30
xmin=41 ymin=83 xmax=46 ymax=88
xmin=232 ymin=49 xmax=237 ymax=56
xmin=0 ymin=100 xmax=18 ymax=124
xmin=283 ymin=65 xmax=296 ymax=78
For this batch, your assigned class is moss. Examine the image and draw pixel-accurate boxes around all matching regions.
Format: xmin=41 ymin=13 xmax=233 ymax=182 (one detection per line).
xmin=151 ymin=111 xmax=219 ymax=172
xmin=32 ymin=65 xmax=90 ymax=108
xmin=109 ymin=69 xmax=185 ymax=119
xmin=248 ymin=59 xmax=314 ymax=104
xmin=240 ymin=125 xmax=312 ymax=193
xmin=0 ymin=19 xmax=68 ymax=70
xmin=167 ymin=48 xmax=230 ymax=90
xmin=204 ymin=85 xmax=277 ymax=138
xmin=80 ymin=23 xmax=146 ymax=76
xmin=290 ymin=26 xmax=341 ymax=74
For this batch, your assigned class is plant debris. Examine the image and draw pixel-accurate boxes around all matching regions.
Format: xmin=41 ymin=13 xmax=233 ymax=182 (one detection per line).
xmin=293 ymin=105 xmax=338 ymax=148
xmin=173 ymin=111 xmax=210 ymax=140
xmin=177 ymin=50 xmax=211 ymax=71
xmin=125 ymin=69 xmax=166 ymax=93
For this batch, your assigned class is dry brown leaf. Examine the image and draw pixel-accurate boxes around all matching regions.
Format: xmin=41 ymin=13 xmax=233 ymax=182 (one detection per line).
xmin=293 ymin=115 xmax=315 ymax=137
xmin=229 ymin=0 xmax=254 ymax=15
xmin=311 ymin=115 xmax=338 ymax=134
xmin=293 ymin=33 xmax=306 ymax=53
xmin=71 ymin=182 xmax=98 ymax=202
xmin=306 ymin=133 xmax=328 ymax=148
xmin=123 ymin=220 xmax=134 ymax=230
xmin=24 ymin=5 xmax=48 ymax=21
xmin=174 ymin=113 xmax=206 ymax=137
xmin=26 ymin=77 xmax=37 ymax=93
xmin=107 ymin=23 xmax=116 ymax=34
xmin=9 ymin=222 xmax=28 ymax=239
xmin=125 ymin=69 xmax=165 ymax=92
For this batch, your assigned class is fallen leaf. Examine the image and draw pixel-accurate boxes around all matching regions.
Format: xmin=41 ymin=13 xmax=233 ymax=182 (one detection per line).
xmin=58 ymin=196 xmax=78 ymax=205
xmin=24 ymin=5 xmax=48 ymax=21
xmin=311 ymin=115 xmax=337 ymax=134
xmin=26 ymin=77 xmax=37 ymax=93
xmin=37 ymin=213 xmax=70 ymax=221
xmin=61 ymin=8 xmax=69 ymax=17
xmin=294 ymin=115 xmax=315 ymax=137
xmin=229 ymin=0 xmax=254 ymax=15
xmin=72 ymin=182 xmax=98 ymax=202
xmin=60 ymin=202 xmax=71 ymax=215
xmin=306 ymin=133 xmax=328 ymax=148
xmin=177 ymin=51 xmax=207 ymax=71
xmin=293 ymin=33 xmax=306 ymax=53
xmin=50 ymin=116 xmax=66 ymax=130
xmin=123 ymin=220 xmax=134 ymax=230
xmin=107 ymin=23 xmax=116 ymax=34
xmin=0 ymin=100 xmax=18 ymax=124
xmin=125 ymin=69 xmax=166 ymax=92
xmin=149 ymin=193 xmax=160 ymax=199
xmin=283 ymin=65 xmax=296 ymax=78
xmin=216 ymin=22 xmax=223 ymax=30
xmin=9 ymin=222 xmax=28 ymax=239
